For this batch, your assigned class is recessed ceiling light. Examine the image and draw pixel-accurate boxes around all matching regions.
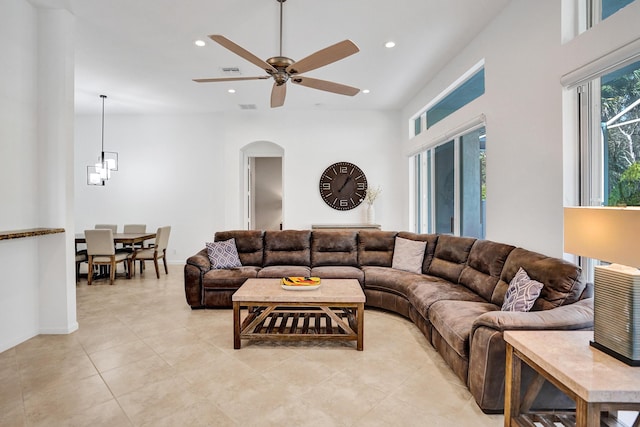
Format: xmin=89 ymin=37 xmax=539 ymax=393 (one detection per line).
xmin=194 ymin=40 xmax=206 ymax=47
xmin=385 ymin=41 xmax=396 ymax=48
xmin=228 ymin=89 xmax=236 ymax=94
xmin=362 ymin=89 xmax=370 ymax=94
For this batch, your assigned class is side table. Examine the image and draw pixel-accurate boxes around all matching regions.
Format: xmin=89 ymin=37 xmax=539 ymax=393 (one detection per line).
xmin=504 ymin=330 xmax=640 ymax=427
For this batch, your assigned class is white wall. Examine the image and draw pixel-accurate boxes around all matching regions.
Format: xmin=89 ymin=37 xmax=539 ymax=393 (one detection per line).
xmin=401 ymin=0 xmax=640 ymax=257
xmin=75 ymin=109 xmax=404 ymax=261
xmin=1 ymin=0 xmax=77 ymax=352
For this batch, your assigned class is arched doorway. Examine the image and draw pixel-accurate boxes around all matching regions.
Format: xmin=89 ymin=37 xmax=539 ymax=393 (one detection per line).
xmin=241 ymin=141 xmax=284 ymax=230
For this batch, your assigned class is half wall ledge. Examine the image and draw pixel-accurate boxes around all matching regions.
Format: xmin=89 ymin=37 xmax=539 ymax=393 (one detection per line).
xmin=0 ymin=227 xmax=65 ymax=241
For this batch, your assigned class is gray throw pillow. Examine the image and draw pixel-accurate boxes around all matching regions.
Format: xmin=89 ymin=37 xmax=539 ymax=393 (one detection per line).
xmin=206 ymin=238 xmax=242 ymax=269
xmin=391 ymin=237 xmax=427 ymax=274
xmin=501 ymin=267 xmax=544 ymax=312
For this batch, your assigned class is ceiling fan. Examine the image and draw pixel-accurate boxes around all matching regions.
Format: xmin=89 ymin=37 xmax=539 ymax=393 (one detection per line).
xmin=193 ymin=0 xmax=360 ymax=108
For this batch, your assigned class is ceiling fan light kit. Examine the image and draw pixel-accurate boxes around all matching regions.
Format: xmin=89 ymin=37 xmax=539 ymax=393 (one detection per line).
xmin=193 ymin=0 xmax=360 ymax=108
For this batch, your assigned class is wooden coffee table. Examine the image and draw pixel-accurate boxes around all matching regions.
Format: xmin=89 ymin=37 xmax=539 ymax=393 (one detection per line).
xmin=232 ymin=278 xmax=365 ymax=350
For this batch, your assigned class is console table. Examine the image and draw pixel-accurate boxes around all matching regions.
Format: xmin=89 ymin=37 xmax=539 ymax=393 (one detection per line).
xmin=504 ymin=330 xmax=640 ymax=427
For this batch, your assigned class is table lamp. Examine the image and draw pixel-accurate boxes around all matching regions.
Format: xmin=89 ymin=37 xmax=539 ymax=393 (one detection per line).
xmin=564 ymin=206 xmax=640 ymax=366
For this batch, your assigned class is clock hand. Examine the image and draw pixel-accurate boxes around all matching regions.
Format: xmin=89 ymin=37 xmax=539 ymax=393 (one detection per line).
xmin=337 ymin=176 xmax=352 ymax=193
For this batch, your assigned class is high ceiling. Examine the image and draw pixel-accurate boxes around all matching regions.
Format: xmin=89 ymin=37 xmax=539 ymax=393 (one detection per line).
xmin=32 ymin=0 xmax=511 ymax=114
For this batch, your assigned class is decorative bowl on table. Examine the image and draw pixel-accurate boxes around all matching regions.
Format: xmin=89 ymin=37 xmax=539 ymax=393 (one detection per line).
xmin=281 ymin=276 xmax=321 ymax=290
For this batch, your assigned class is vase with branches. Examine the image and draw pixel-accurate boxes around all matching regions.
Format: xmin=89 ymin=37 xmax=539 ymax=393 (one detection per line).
xmin=365 ymin=186 xmax=382 ymax=224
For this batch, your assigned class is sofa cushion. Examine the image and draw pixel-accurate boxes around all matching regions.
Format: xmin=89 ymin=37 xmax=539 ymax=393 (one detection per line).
xmin=202 ymin=266 xmax=260 ymax=289
xmin=311 ymin=266 xmax=364 ymax=284
xmin=358 ymin=230 xmax=397 ymax=266
xmin=311 ymin=230 xmax=358 ymax=267
xmin=407 ymin=279 xmax=486 ymax=318
xmin=429 ymin=300 xmax=499 ymax=359
xmin=215 ymin=230 xmax=264 ymax=266
xmin=206 ymin=239 xmax=242 ymax=269
xmin=362 ymin=266 xmax=425 ymax=298
xmin=428 ymin=235 xmax=476 ymax=283
xmin=458 ymin=240 xmax=515 ymax=302
xmin=501 ymin=267 xmax=543 ymax=312
xmin=499 ymin=247 xmax=585 ymax=310
xmin=397 ymin=232 xmax=439 ymax=273
xmin=258 ymin=265 xmax=311 ymax=278
xmin=392 ymin=237 xmax=427 ymax=274
xmin=263 ymin=230 xmax=311 ymax=267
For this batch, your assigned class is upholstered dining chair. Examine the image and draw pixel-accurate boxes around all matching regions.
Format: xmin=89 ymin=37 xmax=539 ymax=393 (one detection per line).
xmin=122 ymin=223 xmax=147 ymax=273
xmin=85 ymin=229 xmax=131 ymax=285
xmin=95 ymin=224 xmax=117 ymax=232
xmin=75 ymin=252 xmax=87 ymax=283
xmin=132 ymin=226 xmax=171 ymax=279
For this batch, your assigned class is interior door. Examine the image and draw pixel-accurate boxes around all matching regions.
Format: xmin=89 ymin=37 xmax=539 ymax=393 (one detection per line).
xmin=249 ymin=157 xmax=282 ymax=230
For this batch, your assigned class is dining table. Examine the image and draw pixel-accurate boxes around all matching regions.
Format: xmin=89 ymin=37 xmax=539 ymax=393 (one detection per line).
xmin=74 ymin=232 xmax=156 ymax=248
xmin=75 ymin=232 xmax=157 ymax=279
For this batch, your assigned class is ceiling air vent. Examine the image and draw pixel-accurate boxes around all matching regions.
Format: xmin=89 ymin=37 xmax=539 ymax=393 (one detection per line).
xmin=238 ymin=104 xmax=257 ymax=110
xmin=221 ymin=67 xmax=241 ymax=75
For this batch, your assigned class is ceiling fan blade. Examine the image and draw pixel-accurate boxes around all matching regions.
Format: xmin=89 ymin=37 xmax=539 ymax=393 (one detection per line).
xmin=209 ymin=35 xmax=277 ymax=73
xmin=271 ymin=83 xmax=286 ymax=108
xmin=286 ymin=40 xmax=359 ymax=75
xmin=291 ymin=76 xmax=360 ymax=96
xmin=193 ymin=76 xmax=270 ymax=83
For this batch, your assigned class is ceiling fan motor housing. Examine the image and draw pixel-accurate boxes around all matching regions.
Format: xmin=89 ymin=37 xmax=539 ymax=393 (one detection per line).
xmin=267 ymin=56 xmax=294 ymax=85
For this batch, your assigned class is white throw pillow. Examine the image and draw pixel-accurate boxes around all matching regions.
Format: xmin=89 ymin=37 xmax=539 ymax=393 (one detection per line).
xmin=501 ymin=267 xmax=544 ymax=312
xmin=392 ymin=237 xmax=427 ymax=274
xmin=206 ymin=238 xmax=242 ymax=269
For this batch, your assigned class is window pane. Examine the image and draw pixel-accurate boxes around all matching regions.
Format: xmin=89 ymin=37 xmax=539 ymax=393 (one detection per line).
xmin=414 ymin=117 xmax=422 ymax=136
xmin=427 ymin=68 xmax=485 ymax=129
xmin=601 ymin=60 xmax=640 ymax=206
xmin=435 ymin=141 xmax=455 ymax=234
xmin=602 ymin=0 xmax=635 ymax=20
xmin=460 ymin=127 xmax=486 ymax=238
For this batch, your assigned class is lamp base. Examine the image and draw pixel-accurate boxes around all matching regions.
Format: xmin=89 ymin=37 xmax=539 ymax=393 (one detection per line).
xmin=590 ymin=340 xmax=640 ymax=366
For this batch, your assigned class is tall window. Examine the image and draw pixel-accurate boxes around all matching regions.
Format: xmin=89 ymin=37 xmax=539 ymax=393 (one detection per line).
xmin=580 ymin=60 xmax=640 ymax=207
xmin=413 ymin=127 xmax=486 ymax=238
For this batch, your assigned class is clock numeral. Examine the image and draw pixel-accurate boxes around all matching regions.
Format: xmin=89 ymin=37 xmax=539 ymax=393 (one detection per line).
xmin=357 ymin=182 xmax=366 ymax=190
xmin=340 ymin=199 xmax=348 ymax=207
xmin=339 ymin=166 xmax=348 ymax=174
xmin=321 ymin=183 xmax=330 ymax=191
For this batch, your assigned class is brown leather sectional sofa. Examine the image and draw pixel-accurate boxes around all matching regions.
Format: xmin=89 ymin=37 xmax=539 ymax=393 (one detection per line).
xmin=184 ymin=229 xmax=594 ymax=413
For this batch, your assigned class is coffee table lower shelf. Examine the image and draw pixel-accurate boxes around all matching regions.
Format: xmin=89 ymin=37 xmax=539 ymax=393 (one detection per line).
xmin=233 ymin=303 xmax=363 ymax=350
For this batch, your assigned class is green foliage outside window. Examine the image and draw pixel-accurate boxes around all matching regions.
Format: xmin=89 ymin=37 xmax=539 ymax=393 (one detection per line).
xmin=601 ymin=63 xmax=640 ymax=206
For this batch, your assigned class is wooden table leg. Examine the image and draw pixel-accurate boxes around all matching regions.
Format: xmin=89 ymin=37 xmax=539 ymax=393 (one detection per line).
xmin=233 ymin=302 xmax=241 ymax=349
xmin=576 ymin=400 xmax=601 ymax=427
xmin=356 ymin=303 xmax=364 ymax=351
xmin=504 ymin=343 xmax=522 ymax=427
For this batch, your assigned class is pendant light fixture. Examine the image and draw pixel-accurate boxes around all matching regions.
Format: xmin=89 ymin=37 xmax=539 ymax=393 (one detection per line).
xmin=87 ymin=94 xmax=118 ymax=185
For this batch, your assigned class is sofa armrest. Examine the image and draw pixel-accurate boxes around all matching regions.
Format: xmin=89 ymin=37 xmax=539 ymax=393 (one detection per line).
xmin=468 ymin=298 xmax=593 ymax=412
xmin=186 ymin=248 xmax=210 ymax=272
xmin=471 ymin=298 xmax=594 ymax=334
xmin=184 ymin=249 xmax=209 ymax=308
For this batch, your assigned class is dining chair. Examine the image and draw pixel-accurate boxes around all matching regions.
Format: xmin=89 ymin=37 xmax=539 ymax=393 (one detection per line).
xmin=132 ymin=226 xmax=171 ymax=279
xmin=122 ymin=224 xmax=148 ymax=273
xmin=75 ymin=252 xmax=87 ymax=283
xmin=85 ymin=229 xmax=131 ymax=285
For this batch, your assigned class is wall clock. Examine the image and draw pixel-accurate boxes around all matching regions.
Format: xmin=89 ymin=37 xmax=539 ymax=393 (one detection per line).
xmin=319 ymin=162 xmax=368 ymax=210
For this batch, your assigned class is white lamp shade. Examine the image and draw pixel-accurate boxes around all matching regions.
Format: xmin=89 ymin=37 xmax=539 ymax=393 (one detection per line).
xmin=564 ymin=206 xmax=640 ymax=268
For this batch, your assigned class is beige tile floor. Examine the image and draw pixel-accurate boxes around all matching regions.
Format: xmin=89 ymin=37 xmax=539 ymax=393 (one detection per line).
xmin=0 ymin=265 xmax=504 ymax=427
